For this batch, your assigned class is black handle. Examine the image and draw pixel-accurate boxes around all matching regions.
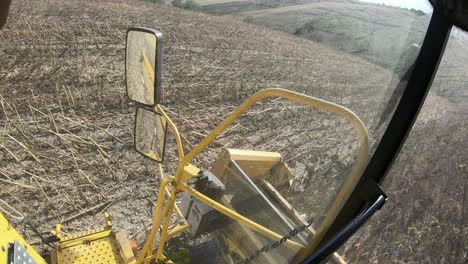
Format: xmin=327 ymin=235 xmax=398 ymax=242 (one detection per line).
xmin=302 ymin=195 xmax=387 ymax=264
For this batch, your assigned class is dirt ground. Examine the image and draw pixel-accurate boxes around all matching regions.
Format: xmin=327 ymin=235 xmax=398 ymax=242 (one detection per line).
xmin=0 ymin=0 xmax=466 ymax=263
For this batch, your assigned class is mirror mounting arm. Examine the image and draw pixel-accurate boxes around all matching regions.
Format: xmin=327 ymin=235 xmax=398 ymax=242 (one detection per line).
xmin=156 ymin=105 xmax=185 ymax=161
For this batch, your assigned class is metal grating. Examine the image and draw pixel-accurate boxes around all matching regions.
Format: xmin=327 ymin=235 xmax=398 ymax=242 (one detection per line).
xmin=57 ymin=236 xmax=124 ymax=264
xmin=8 ymin=241 xmax=38 ymax=264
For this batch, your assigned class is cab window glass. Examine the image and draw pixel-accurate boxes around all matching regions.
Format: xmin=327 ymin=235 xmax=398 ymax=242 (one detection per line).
xmin=342 ymin=26 xmax=468 ymax=264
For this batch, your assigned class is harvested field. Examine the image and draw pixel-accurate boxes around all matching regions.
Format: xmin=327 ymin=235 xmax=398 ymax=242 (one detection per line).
xmin=0 ymin=0 xmax=385 ymax=250
xmin=0 ymin=0 xmax=466 ymax=263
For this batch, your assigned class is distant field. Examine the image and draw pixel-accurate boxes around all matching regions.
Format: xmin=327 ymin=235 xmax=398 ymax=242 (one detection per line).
xmin=201 ymin=0 xmax=430 ymax=69
xmin=197 ymin=0 xmax=251 ymax=5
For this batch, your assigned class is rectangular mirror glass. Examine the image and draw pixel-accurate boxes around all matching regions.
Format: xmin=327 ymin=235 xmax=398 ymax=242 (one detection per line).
xmin=135 ymin=107 xmax=168 ymax=162
xmin=126 ymin=28 xmax=162 ymax=105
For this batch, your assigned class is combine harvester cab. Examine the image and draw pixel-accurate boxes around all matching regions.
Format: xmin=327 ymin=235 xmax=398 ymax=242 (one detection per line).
xmin=1 ymin=0 xmax=466 ymax=263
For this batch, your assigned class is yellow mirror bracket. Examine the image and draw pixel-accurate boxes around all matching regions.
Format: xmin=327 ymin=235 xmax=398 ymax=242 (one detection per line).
xmin=156 ymin=105 xmax=185 ymax=161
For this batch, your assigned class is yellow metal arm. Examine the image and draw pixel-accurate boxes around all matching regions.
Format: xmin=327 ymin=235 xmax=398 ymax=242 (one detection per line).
xmin=138 ymin=88 xmax=369 ymax=263
xmin=171 ymin=88 xmax=369 ymax=260
xmin=136 ymin=176 xmax=175 ymax=264
xmin=178 ymin=182 xmax=304 ymax=251
xmin=156 ymin=104 xmax=185 ymax=161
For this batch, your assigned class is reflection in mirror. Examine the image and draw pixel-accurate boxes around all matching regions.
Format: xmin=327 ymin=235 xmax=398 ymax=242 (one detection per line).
xmin=135 ymin=107 xmax=167 ymax=162
xmin=126 ymin=30 xmax=157 ymax=105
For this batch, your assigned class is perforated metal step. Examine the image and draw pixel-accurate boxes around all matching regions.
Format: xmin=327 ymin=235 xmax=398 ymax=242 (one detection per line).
xmin=56 ymin=235 xmax=124 ymax=264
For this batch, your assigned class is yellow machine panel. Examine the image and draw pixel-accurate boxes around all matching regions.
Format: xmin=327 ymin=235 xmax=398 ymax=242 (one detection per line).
xmin=0 ymin=213 xmax=46 ymax=264
xmin=1 ymin=211 xmax=135 ymax=264
xmin=50 ymin=215 xmax=136 ymax=264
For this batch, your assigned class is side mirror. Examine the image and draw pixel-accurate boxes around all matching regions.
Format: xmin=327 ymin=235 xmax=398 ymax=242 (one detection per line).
xmin=135 ymin=107 xmax=168 ymax=162
xmin=126 ymin=27 xmax=163 ymax=106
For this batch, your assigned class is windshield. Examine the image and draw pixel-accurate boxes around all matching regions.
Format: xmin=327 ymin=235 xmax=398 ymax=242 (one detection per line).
xmin=159 ymin=0 xmax=433 ymax=262
xmin=0 ymin=0 xmax=437 ymax=263
xmin=342 ymin=25 xmax=468 ymax=263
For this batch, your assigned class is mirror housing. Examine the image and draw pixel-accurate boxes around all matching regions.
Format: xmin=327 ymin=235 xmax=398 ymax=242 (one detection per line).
xmin=125 ymin=27 xmax=163 ymax=106
xmin=134 ymin=107 xmax=168 ymax=162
